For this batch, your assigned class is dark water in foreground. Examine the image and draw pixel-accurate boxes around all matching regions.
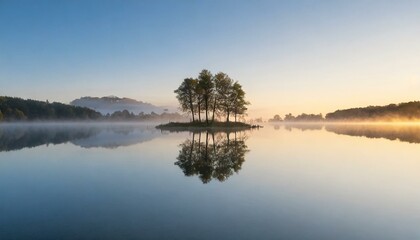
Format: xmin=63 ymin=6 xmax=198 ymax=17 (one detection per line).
xmin=1 ymin=123 xmax=420 ymax=240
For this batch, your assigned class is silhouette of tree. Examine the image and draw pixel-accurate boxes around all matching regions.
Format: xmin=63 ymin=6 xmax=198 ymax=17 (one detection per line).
xmin=194 ymin=81 xmax=204 ymax=122
xmin=174 ymin=78 xmax=198 ymax=121
xmin=198 ymin=70 xmax=214 ymax=124
xmin=269 ymin=114 xmax=282 ymax=122
xmin=284 ymin=113 xmax=295 ymax=121
xmin=212 ymin=72 xmax=232 ymax=122
xmin=174 ymin=69 xmax=250 ymax=124
xmin=230 ymin=82 xmax=249 ymax=122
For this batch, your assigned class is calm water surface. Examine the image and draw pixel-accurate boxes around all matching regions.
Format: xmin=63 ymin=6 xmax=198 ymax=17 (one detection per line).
xmin=1 ymin=123 xmax=420 ymax=240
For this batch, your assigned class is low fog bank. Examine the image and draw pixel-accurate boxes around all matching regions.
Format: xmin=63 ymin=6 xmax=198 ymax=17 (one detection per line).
xmin=0 ymin=121 xmax=177 ymax=127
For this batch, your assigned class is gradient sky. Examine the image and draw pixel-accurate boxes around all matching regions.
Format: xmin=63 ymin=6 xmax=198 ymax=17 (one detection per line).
xmin=1 ymin=0 xmax=419 ymax=118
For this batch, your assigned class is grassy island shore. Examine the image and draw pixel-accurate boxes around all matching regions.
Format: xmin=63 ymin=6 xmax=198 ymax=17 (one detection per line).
xmin=156 ymin=121 xmax=259 ymax=132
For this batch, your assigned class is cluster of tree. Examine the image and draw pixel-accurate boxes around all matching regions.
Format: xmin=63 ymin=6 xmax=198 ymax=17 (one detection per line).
xmin=175 ymin=131 xmax=249 ymax=183
xmin=105 ymin=110 xmax=187 ymax=122
xmin=174 ymin=69 xmax=250 ymax=124
xmin=0 ymin=96 xmax=101 ymax=121
xmin=268 ymin=114 xmax=282 ymax=122
xmin=269 ymin=113 xmax=324 ymax=122
xmin=325 ymin=102 xmax=420 ymax=121
xmin=285 ymin=113 xmax=324 ymax=122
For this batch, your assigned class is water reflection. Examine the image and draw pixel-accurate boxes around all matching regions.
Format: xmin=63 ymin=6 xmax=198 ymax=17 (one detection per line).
xmin=325 ymin=124 xmax=420 ymax=144
xmin=0 ymin=123 xmax=160 ymax=151
xmin=283 ymin=123 xmax=323 ymax=131
xmin=271 ymin=123 xmax=420 ymax=144
xmin=272 ymin=123 xmax=323 ymax=131
xmin=175 ymin=131 xmax=249 ymax=183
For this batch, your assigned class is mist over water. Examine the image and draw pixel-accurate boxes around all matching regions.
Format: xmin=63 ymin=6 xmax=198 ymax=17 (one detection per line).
xmin=272 ymin=122 xmax=420 ymax=144
xmin=0 ymin=122 xmax=161 ymax=151
xmin=1 ymin=122 xmax=420 ymax=239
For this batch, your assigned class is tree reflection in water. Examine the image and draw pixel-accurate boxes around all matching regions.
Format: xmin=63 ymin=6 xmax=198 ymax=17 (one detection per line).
xmin=175 ymin=131 xmax=249 ymax=183
xmin=0 ymin=124 xmax=160 ymax=152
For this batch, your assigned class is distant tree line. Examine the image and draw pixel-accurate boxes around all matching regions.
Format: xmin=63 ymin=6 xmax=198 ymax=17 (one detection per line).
xmin=269 ymin=113 xmax=323 ymax=122
xmin=105 ymin=109 xmax=186 ymax=122
xmin=0 ymin=96 xmax=186 ymax=122
xmin=175 ymin=69 xmax=250 ymax=124
xmin=0 ymin=96 xmax=101 ymax=121
xmin=269 ymin=101 xmax=420 ymax=122
xmin=325 ymin=102 xmax=420 ymax=121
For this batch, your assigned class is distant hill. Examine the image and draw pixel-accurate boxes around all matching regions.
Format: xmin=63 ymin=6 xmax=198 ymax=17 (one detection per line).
xmin=70 ymin=96 xmax=173 ymax=115
xmin=0 ymin=96 xmax=101 ymax=121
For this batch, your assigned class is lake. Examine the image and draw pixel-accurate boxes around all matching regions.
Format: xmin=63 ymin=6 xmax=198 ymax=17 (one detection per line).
xmin=1 ymin=122 xmax=420 ymax=240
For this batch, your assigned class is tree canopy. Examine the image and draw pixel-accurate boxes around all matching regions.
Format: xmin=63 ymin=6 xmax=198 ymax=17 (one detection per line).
xmin=174 ymin=69 xmax=249 ymax=124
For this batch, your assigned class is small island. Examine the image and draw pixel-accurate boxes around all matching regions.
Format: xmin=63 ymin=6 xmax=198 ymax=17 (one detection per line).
xmin=156 ymin=121 xmax=258 ymax=132
xmin=157 ymin=69 xmax=255 ymax=131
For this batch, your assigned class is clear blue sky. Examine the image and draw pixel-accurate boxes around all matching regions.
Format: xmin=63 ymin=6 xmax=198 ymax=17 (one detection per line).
xmin=1 ymin=0 xmax=419 ymax=118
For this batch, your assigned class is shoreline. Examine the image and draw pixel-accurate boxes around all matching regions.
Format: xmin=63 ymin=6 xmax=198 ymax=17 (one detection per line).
xmin=155 ymin=121 xmax=260 ymax=132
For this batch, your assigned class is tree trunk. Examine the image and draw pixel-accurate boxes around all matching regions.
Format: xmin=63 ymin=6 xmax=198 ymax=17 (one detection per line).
xmin=226 ymin=111 xmax=230 ymax=123
xmin=212 ymin=97 xmax=217 ymax=122
xmin=205 ymin=99 xmax=209 ymax=125
xmin=190 ymin=102 xmax=195 ymax=122
xmin=189 ymin=92 xmax=195 ymax=122
xmin=198 ymin=103 xmax=201 ymax=122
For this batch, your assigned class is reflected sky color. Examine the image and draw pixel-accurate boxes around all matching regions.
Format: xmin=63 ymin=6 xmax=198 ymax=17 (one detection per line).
xmin=1 ymin=124 xmax=420 ymax=239
xmin=1 ymin=1 xmax=419 ymax=117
